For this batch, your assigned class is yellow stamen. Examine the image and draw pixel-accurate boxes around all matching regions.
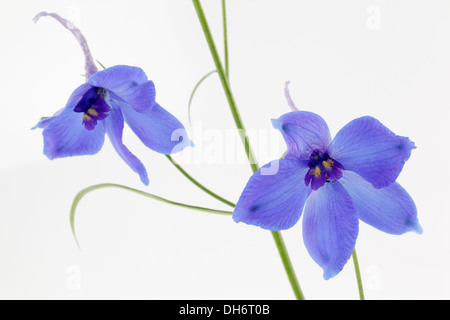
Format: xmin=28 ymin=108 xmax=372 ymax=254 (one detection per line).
xmin=83 ymin=114 xmax=91 ymax=121
xmin=310 ymin=167 xmax=321 ymax=178
xmin=87 ymin=108 xmax=98 ymax=116
xmin=322 ymin=159 xmax=334 ymax=170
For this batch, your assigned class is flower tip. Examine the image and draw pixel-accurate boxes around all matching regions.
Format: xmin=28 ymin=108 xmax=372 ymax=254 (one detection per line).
xmin=271 ymin=118 xmax=281 ymax=130
xmin=402 ymin=137 xmax=416 ymax=153
xmin=172 ymin=137 xmax=194 ymax=153
xmin=231 ymin=208 xmax=248 ymax=226
xmin=140 ymin=173 xmax=150 ymax=186
xmin=322 ymin=267 xmax=339 ymax=280
xmin=31 ymin=116 xmax=52 ymax=130
xmin=43 ymin=149 xmax=56 ymax=161
xmin=412 ymin=222 xmax=423 ymax=235
xmin=415 ymin=226 xmax=423 ymax=235
xmin=32 ymin=11 xmax=48 ymax=23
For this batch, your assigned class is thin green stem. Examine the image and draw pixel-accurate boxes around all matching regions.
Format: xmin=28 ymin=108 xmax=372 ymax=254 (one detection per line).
xmin=352 ymin=248 xmax=365 ymax=300
xmin=188 ymin=70 xmax=217 ymax=125
xmin=192 ymin=0 xmax=304 ymax=300
xmin=271 ymin=231 xmax=305 ymax=300
xmin=165 ymin=155 xmax=305 ymax=298
xmin=222 ymin=0 xmax=229 ymax=79
xmin=192 ymin=0 xmax=259 ymax=174
xmin=70 ymin=183 xmax=232 ymax=249
xmin=166 ymin=155 xmax=235 ymax=208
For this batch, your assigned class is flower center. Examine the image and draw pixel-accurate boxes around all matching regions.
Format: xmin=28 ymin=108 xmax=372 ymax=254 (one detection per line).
xmin=73 ymin=87 xmax=110 ymax=130
xmin=304 ymin=150 xmax=344 ymax=190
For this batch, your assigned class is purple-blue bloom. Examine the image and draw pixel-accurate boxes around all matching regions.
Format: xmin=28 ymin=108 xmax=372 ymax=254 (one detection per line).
xmin=233 ymin=106 xmax=421 ymax=279
xmin=32 ymin=12 xmax=192 ymax=185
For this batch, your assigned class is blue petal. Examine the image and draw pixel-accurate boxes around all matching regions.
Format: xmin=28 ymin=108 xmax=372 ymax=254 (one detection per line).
xmin=120 ymin=102 xmax=192 ymax=155
xmin=105 ymin=102 xmax=149 ymax=185
xmin=340 ymin=171 xmax=422 ymax=234
xmin=32 ymin=83 xmax=93 ymax=129
xmin=272 ymin=111 xmax=332 ymax=160
xmin=32 ymin=115 xmax=59 ymax=130
xmin=302 ymin=182 xmax=359 ymax=280
xmin=233 ymin=159 xmax=311 ymax=231
xmin=88 ymin=65 xmax=156 ymax=113
xmin=39 ymin=84 xmax=106 ymax=159
xmin=328 ymin=116 xmax=416 ymax=189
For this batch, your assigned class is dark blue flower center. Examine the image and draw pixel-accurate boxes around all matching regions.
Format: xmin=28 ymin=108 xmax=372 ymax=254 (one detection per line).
xmin=304 ymin=150 xmax=344 ymax=191
xmin=73 ymin=86 xmax=110 ymax=131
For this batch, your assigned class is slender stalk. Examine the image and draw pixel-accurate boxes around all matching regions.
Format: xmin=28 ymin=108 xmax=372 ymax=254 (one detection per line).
xmin=192 ymin=0 xmax=259 ymax=174
xmin=33 ymin=12 xmax=98 ymax=80
xmin=221 ymin=0 xmax=229 ymax=79
xmin=166 ymin=155 xmax=305 ymax=299
xmin=352 ymin=249 xmax=365 ymax=300
xmin=271 ymin=231 xmax=305 ymax=300
xmin=70 ymin=183 xmax=232 ymax=249
xmin=166 ymin=155 xmax=235 ymax=208
xmin=188 ymin=70 xmax=217 ymax=125
xmin=192 ymin=0 xmax=304 ymax=300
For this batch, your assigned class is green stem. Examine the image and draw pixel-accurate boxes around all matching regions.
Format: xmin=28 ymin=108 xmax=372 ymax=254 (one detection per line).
xmin=192 ymin=0 xmax=304 ymax=300
xmin=192 ymin=0 xmax=259 ymax=174
xmin=166 ymin=155 xmax=235 ymax=208
xmin=221 ymin=0 xmax=229 ymax=79
xmin=188 ymin=70 xmax=217 ymax=125
xmin=271 ymin=231 xmax=305 ymax=300
xmin=166 ymin=154 xmax=304 ymax=298
xmin=70 ymin=183 xmax=232 ymax=249
xmin=352 ymin=248 xmax=365 ymax=300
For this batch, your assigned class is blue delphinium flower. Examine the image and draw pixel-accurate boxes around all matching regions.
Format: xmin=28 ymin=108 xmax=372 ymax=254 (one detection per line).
xmin=32 ymin=12 xmax=192 ymax=185
xmin=233 ymin=84 xmax=422 ymax=279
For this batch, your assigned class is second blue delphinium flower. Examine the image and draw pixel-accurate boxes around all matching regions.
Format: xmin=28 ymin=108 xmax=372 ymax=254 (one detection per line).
xmin=233 ymin=85 xmax=422 ymax=279
xmin=32 ymin=12 xmax=192 ymax=185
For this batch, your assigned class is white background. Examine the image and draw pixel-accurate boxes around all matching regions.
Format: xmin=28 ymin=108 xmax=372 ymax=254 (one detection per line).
xmin=0 ymin=0 xmax=449 ymax=299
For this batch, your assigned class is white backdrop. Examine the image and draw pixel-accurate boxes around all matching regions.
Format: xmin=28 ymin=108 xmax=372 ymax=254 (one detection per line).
xmin=0 ymin=0 xmax=449 ymax=299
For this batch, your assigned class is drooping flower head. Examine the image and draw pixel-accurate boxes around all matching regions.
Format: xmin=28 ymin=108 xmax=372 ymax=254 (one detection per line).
xmin=233 ymin=83 xmax=421 ymax=279
xmin=32 ymin=12 xmax=192 ymax=185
